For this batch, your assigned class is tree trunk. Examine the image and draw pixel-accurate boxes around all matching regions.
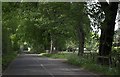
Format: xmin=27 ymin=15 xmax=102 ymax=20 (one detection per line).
xmin=50 ymin=35 xmax=53 ymax=53
xmin=78 ymin=33 xmax=84 ymax=56
xmin=98 ymin=2 xmax=118 ymax=65
xmin=77 ymin=24 xmax=85 ymax=56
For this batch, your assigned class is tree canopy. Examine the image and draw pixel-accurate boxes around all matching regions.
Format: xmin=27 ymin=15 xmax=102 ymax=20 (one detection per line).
xmin=2 ymin=2 xmax=120 ymax=66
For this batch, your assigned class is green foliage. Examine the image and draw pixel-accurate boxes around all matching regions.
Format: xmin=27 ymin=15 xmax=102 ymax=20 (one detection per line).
xmin=2 ymin=3 xmax=20 ymax=54
xmin=2 ymin=51 xmax=17 ymax=70
xmin=67 ymin=53 xmax=96 ymax=66
xmin=85 ymin=32 xmax=99 ymax=52
xmin=67 ymin=54 xmax=119 ymax=75
xmin=112 ymin=47 xmax=120 ymax=54
xmin=2 ymin=2 xmax=92 ymax=54
xmin=17 ymin=3 xmax=76 ymax=52
xmin=42 ymin=52 xmax=120 ymax=75
xmin=31 ymin=45 xmax=46 ymax=54
xmin=2 ymin=3 xmax=21 ymax=71
xmin=42 ymin=52 xmax=70 ymax=59
xmin=2 ymin=2 xmax=119 ymax=75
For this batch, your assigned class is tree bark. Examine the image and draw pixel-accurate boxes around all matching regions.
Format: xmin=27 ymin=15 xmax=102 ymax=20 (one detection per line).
xmin=77 ymin=24 xmax=85 ymax=56
xmin=98 ymin=2 xmax=118 ymax=65
xmin=50 ymin=35 xmax=53 ymax=53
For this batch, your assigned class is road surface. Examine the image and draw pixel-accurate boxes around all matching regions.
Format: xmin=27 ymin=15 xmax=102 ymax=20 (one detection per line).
xmin=2 ymin=53 xmax=102 ymax=77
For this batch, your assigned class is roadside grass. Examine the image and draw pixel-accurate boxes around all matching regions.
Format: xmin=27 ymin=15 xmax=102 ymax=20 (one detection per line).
xmin=42 ymin=52 xmax=71 ymax=59
xmin=2 ymin=51 xmax=17 ymax=71
xmin=67 ymin=54 xmax=119 ymax=75
xmin=42 ymin=52 xmax=119 ymax=75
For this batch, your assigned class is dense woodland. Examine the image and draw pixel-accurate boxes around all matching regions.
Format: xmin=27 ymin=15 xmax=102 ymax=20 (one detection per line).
xmin=2 ymin=1 xmax=120 ymax=74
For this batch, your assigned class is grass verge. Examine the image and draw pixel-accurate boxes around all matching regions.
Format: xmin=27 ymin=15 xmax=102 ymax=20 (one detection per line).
xmin=2 ymin=51 xmax=17 ymax=71
xmin=42 ymin=52 xmax=71 ymax=59
xmin=42 ymin=52 xmax=119 ymax=75
xmin=67 ymin=54 xmax=119 ymax=75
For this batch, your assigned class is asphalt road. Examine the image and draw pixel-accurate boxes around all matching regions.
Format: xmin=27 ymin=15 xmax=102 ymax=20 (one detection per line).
xmin=2 ymin=53 xmax=102 ymax=77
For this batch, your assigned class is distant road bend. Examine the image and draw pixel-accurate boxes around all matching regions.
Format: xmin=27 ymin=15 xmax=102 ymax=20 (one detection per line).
xmin=2 ymin=53 xmax=101 ymax=77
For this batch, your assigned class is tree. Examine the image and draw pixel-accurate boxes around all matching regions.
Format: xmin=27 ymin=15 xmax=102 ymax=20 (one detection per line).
xmin=14 ymin=2 xmax=76 ymax=53
xmin=2 ymin=2 xmax=91 ymax=55
xmin=98 ymin=1 xmax=119 ymax=65
xmin=67 ymin=3 xmax=90 ymax=56
xmin=85 ymin=1 xmax=104 ymax=53
xmin=2 ymin=3 xmax=20 ymax=54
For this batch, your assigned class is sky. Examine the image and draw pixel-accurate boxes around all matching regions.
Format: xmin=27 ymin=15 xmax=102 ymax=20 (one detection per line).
xmin=115 ymin=3 xmax=120 ymax=31
xmin=95 ymin=0 xmax=109 ymax=3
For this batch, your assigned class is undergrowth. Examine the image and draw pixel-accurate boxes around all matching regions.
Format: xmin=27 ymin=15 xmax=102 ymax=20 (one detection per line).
xmin=42 ymin=52 xmax=119 ymax=75
xmin=2 ymin=51 xmax=17 ymax=71
xmin=67 ymin=54 xmax=119 ymax=75
xmin=42 ymin=52 xmax=70 ymax=59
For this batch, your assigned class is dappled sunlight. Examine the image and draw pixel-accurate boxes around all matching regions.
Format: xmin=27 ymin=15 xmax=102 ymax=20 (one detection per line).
xmin=2 ymin=1 xmax=120 ymax=76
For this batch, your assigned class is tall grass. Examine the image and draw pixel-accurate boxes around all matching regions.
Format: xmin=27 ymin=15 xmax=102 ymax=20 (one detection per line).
xmin=2 ymin=51 xmax=17 ymax=71
xmin=67 ymin=54 xmax=119 ymax=75
xmin=42 ymin=52 xmax=119 ymax=75
xmin=42 ymin=52 xmax=70 ymax=59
